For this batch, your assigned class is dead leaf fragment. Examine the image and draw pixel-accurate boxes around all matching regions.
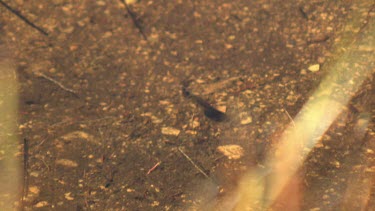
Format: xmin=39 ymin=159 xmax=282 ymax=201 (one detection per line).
xmin=216 ymin=105 xmax=227 ymax=113
xmin=161 ymin=127 xmax=180 ymax=136
xmin=141 ymin=112 xmax=163 ymax=124
xmin=151 ymin=201 xmax=160 ymax=207
xmin=56 ymin=159 xmax=78 ymax=167
xmin=191 ymin=119 xmax=200 ymax=128
xmin=60 ymin=131 xmax=97 ymax=144
xmin=240 ymin=116 xmax=252 ymax=125
xmin=240 ymin=112 xmax=252 ymax=125
xmin=34 ymin=201 xmax=49 ymax=208
xmin=29 ymin=186 xmax=40 ymax=195
xmin=64 ymin=192 xmax=74 ymax=201
xmin=217 ymin=145 xmax=244 ymax=160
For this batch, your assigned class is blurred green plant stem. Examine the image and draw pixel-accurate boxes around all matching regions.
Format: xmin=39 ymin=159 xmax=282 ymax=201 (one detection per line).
xmin=0 ymin=47 xmax=21 ymax=210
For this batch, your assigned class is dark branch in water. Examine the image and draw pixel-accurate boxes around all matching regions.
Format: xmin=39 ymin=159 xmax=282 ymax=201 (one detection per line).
xmin=299 ymin=6 xmax=308 ymax=20
xmin=0 ymin=0 xmax=48 ymax=36
xmin=119 ymin=0 xmax=147 ymax=40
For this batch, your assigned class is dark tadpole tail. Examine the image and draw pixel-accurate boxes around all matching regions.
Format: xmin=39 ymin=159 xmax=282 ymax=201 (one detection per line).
xmin=203 ymin=107 xmax=227 ymax=122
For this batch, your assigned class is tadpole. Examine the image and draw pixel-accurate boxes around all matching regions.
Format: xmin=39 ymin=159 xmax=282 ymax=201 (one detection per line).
xmin=182 ymin=85 xmax=227 ymax=122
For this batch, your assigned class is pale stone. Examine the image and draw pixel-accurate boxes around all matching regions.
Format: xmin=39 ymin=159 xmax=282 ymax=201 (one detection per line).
xmin=308 ymin=64 xmax=320 ymax=72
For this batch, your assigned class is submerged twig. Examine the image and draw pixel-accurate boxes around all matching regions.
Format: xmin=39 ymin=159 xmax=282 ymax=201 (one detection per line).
xmin=178 ymin=147 xmax=210 ymax=179
xmin=147 ymin=161 xmax=161 ymax=175
xmin=119 ymin=0 xmax=147 ymax=40
xmin=0 ymin=0 xmax=48 ymax=36
xmin=284 ymin=108 xmax=296 ymax=128
xmin=37 ymin=72 xmax=78 ymax=96
xmin=202 ymin=76 xmax=240 ymax=95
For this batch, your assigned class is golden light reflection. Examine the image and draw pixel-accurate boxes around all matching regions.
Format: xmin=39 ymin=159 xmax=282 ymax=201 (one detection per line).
xmin=210 ymin=2 xmax=374 ymax=210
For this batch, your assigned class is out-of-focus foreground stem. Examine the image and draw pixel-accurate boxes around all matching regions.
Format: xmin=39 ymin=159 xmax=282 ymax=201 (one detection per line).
xmin=0 ymin=45 xmax=21 ymax=210
xmin=233 ymin=1 xmax=374 ymax=210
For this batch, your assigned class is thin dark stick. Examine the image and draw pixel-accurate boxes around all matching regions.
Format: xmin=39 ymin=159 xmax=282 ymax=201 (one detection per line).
xmin=358 ymin=4 xmax=374 ymax=33
xmin=298 ymin=6 xmax=308 ymax=20
xmin=0 ymin=0 xmax=48 ymax=36
xmin=119 ymin=0 xmax=147 ymax=40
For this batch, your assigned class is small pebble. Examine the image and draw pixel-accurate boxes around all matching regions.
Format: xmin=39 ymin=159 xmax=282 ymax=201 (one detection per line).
xmin=308 ymin=64 xmax=320 ymax=72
